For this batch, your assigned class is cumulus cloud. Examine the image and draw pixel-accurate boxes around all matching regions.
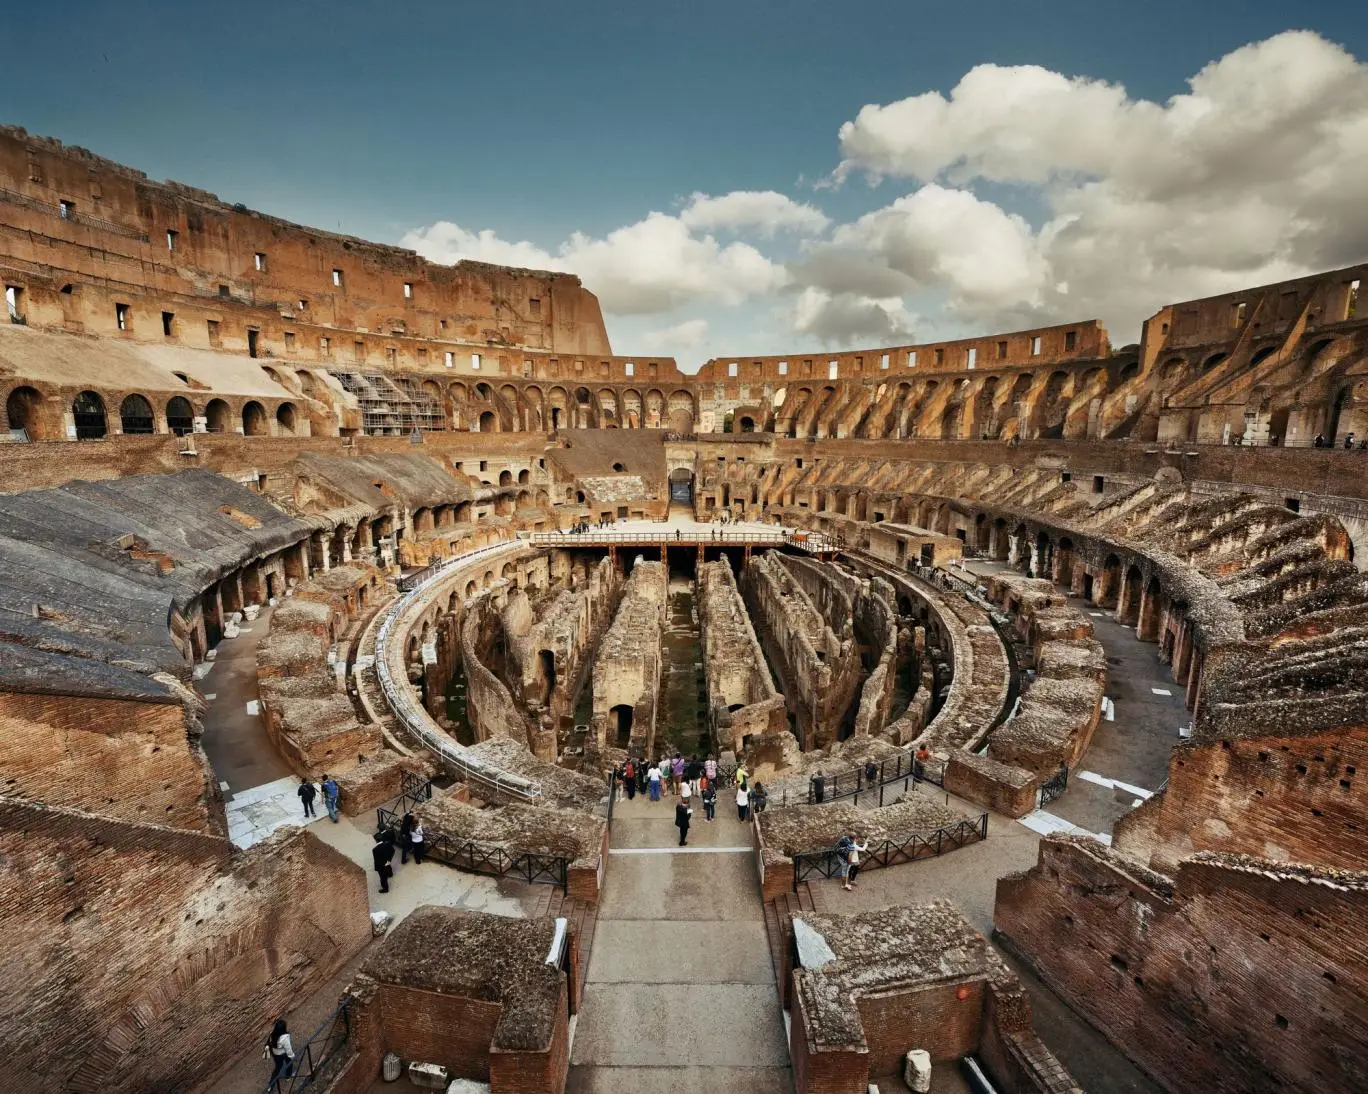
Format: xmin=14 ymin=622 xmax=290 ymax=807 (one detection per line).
xmin=828 ymin=30 xmax=1368 ymax=339
xmin=402 ymin=211 xmax=787 ymax=317
xmin=791 ymin=287 xmax=917 ymax=345
xmin=680 ymin=190 xmax=829 ymax=236
xmin=641 ymin=318 xmax=710 ymax=350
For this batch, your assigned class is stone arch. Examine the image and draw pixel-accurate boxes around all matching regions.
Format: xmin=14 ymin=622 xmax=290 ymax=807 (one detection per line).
xmin=275 ymin=402 xmax=297 ymax=434
xmin=205 ymin=398 xmax=231 ymax=433
xmin=242 ymin=401 xmax=268 ymax=436
xmin=72 ymin=390 xmax=108 ymax=439
xmin=621 ymin=388 xmax=643 ymax=428
xmin=166 ymin=395 xmax=194 ymax=435
xmin=1201 ymin=352 xmax=1228 ymax=372
xmin=119 ymin=393 xmax=155 ymax=434
xmin=499 ymin=469 xmax=513 ymax=487
xmin=478 ymin=410 xmax=497 ymax=433
xmin=6 ymin=385 xmax=51 ymax=440
xmin=1099 ymin=554 xmax=1123 ymax=608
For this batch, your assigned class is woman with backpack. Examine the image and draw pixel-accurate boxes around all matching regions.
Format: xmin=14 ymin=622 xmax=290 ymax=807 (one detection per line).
xmin=264 ymin=1018 xmax=294 ymax=1087
xmin=623 ymin=758 xmax=637 ymax=800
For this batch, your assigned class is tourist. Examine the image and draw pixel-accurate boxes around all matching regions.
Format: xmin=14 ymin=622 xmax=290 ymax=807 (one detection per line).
xmin=681 ymin=778 xmax=692 ymax=805
xmin=409 ymin=820 xmax=426 ymax=865
xmin=705 ymin=754 xmax=718 ymax=785
xmin=914 ymin=745 xmax=932 ymax=779
xmin=297 ymin=777 xmax=317 ymax=818
xmin=734 ymin=760 xmax=748 ymax=789
xmin=864 ymin=759 xmax=878 ymax=787
xmin=264 ymin=1018 xmax=294 ymax=1088
xmin=736 ymin=782 xmax=750 ymax=822
xmin=675 ymin=797 xmax=692 ymax=846
xmin=751 ymin=781 xmax=769 ymax=814
xmin=811 ymin=770 xmax=827 ymax=804
xmin=836 ymin=833 xmax=855 ymax=891
xmin=1346 ymin=432 xmax=1357 ymax=449
xmin=847 ymin=836 xmax=869 ymax=888
xmin=671 ymin=753 xmax=685 ymax=794
xmin=1314 ymin=434 xmax=1326 ymax=447
xmin=399 ymin=812 xmax=414 ymax=863
xmin=371 ymin=830 xmax=395 ymax=894
xmin=321 ymin=773 xmax=340 ymax=822
xmin=636 ymin=760 xmax=648 ymax=795
xmin=648 ymin=762 xmax=662 ymax=801
xmin=623 ymin=757 xmax=637 ymax=800
xmin=702 ymin=780 xmax=717 ymax=821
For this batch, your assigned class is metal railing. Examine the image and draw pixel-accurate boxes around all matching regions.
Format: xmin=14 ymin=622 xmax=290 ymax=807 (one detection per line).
xmin=803 ymin=752 xmax=945 ymax=807
xmin=791 ymin=813 xmax=989 ymax=889
xmin=527 ymin=528 xmax=837 ymax=553
xmin=265 ymin=997 xmax=353 ymax=1093
xmin=1038 ymin=765 xmax=1069 ymax=808
xmin=373 ymin=539 xmax=544 ymax=802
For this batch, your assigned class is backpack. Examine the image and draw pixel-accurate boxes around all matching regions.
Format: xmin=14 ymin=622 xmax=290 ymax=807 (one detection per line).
xmin=624 ymin=761 xmax=635 ymax=779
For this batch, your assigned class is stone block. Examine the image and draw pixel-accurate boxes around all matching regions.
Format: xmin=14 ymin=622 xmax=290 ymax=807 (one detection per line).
xmin=408 ymin=1060 xmax=449 ymax=1089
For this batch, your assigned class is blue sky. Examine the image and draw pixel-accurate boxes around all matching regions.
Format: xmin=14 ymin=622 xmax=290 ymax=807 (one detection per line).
xmin=6 ymin=1 xmax=1368 ymax=367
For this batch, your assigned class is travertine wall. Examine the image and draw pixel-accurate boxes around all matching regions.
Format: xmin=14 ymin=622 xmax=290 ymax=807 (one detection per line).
xmin=997 ymin=838 xmax=1368 ymax=1094
xmin=590 ymin=560 xmax=666 ymax=756
xmin=0 ymin=800 xmax=370 ymax=1093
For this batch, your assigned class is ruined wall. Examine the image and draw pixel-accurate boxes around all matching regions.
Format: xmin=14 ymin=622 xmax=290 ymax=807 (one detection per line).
xmin=590 ymin=560 xmax=666 ymax=756
xmin=1114 ymin=725 xmax=1368 ymax=874
xmin=744 ymin=552 xmax=861 ymax=751
xmin=0 ymin=800 xmax=370 ymax=1093
xmin=0 ymin=689 xmax=222 ymax=834
xmin=696 ymin=559 xmax=788 ymax=752
xmin=460 ymin=599 xmax=542 ymax=757
xmin=996 ymin=837 xmax=1368 ymax=1094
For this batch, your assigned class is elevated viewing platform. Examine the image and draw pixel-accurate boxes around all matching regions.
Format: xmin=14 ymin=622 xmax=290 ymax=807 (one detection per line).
xmin=526 ymin=517 xmax=837 ymax=557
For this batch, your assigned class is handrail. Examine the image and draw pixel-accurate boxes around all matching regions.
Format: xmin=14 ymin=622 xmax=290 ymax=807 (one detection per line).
xmin=527 ymin=528 xmax=837 ymax=552
xmin=375 ymin=809 xmax=570 ymax=891
xmin=374 ymin=538 xmax=545 ymax=801
xmin=266 ymin=996 xmax=352 ymax=1092
xmin=790 ymin=813 xmax=989 ymax=889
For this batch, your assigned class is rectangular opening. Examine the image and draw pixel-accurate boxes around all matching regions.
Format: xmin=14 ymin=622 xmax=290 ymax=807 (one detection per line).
xmin=966 ymin=347 xmax=977 ymax=368
xmin=624 ymin=361 xmax=634 ymax=377
xmin=5 ymin=285 xmax=24 ymax=322
xmin=649 ymin=362 xmax=658 ymax=376
xmin=353 ymin=340 xmax=365 ymax=362
xmin=445 ymin=351 xmax=454 ymax=368
xmin=728 ymin=361 xmax=738 ymax=377
xmin=529 ymin=297 xmax=541 ymax=316
xmin=417 ymin=347 xmax=427 ymax=363
xmin=59 ymin=199 xmax=74 ymax=219
xmin=1348 ymin=280 xmax=1360 ymax=320
xmin=1061 ymin=471 xmax=1072 ymax=483
xmin=997 ymin=340 xmax=1007 ymax=359
xmin=161 ymin=311 xmax=174 ymax=337
xmin=166 ymin=229 xmax=178 ymax=252
xmin=297 ymin=298 xmax=308 ymax=311
xmin=934 ymin=348 xmax=945 ymax=365
xmin=479 ymin=460 xmax=488 ymax=472
xmin=332 ymin=268 xmax=344 ymax=287
xmin=1232 ymin=301 xmax=1247 ymax=326
xmin=207 ymin=319 xmax=221 ymax=346
xmin=1031 ymin=336 xmax=1042 ymax=356
xmin=247 ymin=329 xmax=259 ymax=358
xmin=778 ymin=360 xmax=788 ymax=375
xmin=386 ymin=347 xmax=397 ymax=365
xmin=880 ymin=353 xmax=890 ymax=369
xmin=218 ymin=284 xmax=230 ymax=298
xmin=471 ymin=353 xmax=481 ymax=370
xmin=1065 ymin=330 xmax=1077 ymax=351
xmin=1093 ymin=475 xmax=1105 ymax=493
xmin=908 ymin=350 xmax=917 ymax=368
xmin=403 ymin=282 xmax=413 ymax=299
xmin=320 ymin=336 xmax=331 ymax=358
xmin=1285 ymin=497 xmax=1301 ymax=513
xmin=254 ymin=252 xmax=267 ymax=272
xmin=855 ymin=355 xmax=864 ymax=370
xmin=115 ymin=303 xmax=130 ymax=331
xmin=828 ymin=360 xmax=839 ymax=379
xmin=284 ymin=331 xmax=296 ymax=352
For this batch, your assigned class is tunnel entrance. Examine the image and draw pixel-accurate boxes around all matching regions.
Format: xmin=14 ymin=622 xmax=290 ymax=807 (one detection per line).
xmin=611 ymin=703 xmax=634 ymax=748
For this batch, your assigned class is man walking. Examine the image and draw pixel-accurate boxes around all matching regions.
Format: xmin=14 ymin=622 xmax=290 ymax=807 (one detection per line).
xmin=321 ymin=773 xmax=340 ymax=822
xmin=702 ymin=780 xmax=717 ymax=821
xmin=372 ymin=829 xmax=396 ymax=894
xmin=675 ymin=798 xmax=692 ymax=846
xmin=297 ymin=777 xmax=317 ymax=818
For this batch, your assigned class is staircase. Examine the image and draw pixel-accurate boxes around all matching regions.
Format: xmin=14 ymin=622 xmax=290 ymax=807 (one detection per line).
xmin=762 ymin=881 xmax=825 ymax=989
xmin=530 ymin=889 xmax=600 ymax=1002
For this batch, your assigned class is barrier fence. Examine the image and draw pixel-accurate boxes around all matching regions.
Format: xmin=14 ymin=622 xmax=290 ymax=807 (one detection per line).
xmin=265 ymin=996 xmax=353 ymax=1092
xmin=791 ymin=813 xmax=989 ymax=889
xmin=527 ymin=528 xmax=837 ymax=553
xmin=804 ymin=752 xmax=946 ymax=807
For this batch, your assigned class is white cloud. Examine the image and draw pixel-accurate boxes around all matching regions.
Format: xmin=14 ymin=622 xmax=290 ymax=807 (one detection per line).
xmin=831 ymin=31 xmax=1368 ymax=339
xmin=642 ymin=318 xmax=710 ymax=350
xmin=791 ymin=287 xmax=917 ymax=346
xmin=680 ymin=190 xmax=829 ymax=236
xmin=402 ymin=211 xmax=787 ymax=317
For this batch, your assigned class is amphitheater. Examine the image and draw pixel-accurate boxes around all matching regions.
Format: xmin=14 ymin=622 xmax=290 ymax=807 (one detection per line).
xmin=1 ymin=123 xmax=1366 ymax=1094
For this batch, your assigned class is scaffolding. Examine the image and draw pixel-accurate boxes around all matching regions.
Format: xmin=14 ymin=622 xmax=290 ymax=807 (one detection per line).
xmin=330 ymin=371 xmax=447 ymax=436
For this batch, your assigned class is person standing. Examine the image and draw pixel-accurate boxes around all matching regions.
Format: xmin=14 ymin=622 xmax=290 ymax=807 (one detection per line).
xmin=671 ymin=753 xmax=685 ymax=794
xmin=704 ymin=754 xmax=718 ymax=786
xmin=623 ymin=758 xmax=637 ymax=800
xmin=734 ymin=760 xmax=748 ymax=790
xmin=702 ymin=780 xmax=717 ymax=822
xmin=675 ymin=798 xmax=692 ymax=846
xmin=680 ymin=779 xmax=692 ymax=807
xmin=265 ymin=1018 xmax=294 ymax=1088
xmin=811 ymin=770 xmax=826 ymax=804
xmin=847 ymin=836 xmax=869 ymax=888
xmin=835 ymin=833 xmax=855 ymax=892
xmin=372 ymin=829 xmax=395 ymax=893
xmin=736 ymin=782 xmax=750 ymax=822
xmin=863 ymin=759 xmax=879 ymax=788
xmin=751 ymin=781 xmax=769 ymax=814
xmin=409 ymin=820 xmax=425 ymax=865
xmin=648 ymin=762 xmax=662 ymax=802
xmin=399 ymin=812 xmax=414 ymax=863
xmin=321 ymin=774 xmax=340 ymax=822
xmin=297 ymin=778 xmax=317 ymax=818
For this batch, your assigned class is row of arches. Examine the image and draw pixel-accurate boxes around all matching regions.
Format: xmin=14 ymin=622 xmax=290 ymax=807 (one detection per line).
xmin=5 ymin=386 xmax=299 ymax=441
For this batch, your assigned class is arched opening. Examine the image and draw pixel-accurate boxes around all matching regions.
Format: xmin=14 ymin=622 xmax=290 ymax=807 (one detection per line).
xmin=1138 ymin=576 xmax=1164 ymax=642
xmin=478 ymin=411 xmax=496 ymax=432
xmin=538 ymin=649 xmax=556 ymax=705
xmin=739 ymin=415 xmax=755 ymax=433
xmin=518 ymin=469 xmax=530 ymax=484
xmin=611 ymin=704 xmax=633 ymax=747
xmin=1120 ymin=564 xmax=1143 ymax=625
xmin=72 ymin=391 xmax=108 ymax=440
xmin=1201 ymin=352 xmax=1228 ymax=373
xmin=6 ymin=386 xmax=45 ymax=440
xmin=242 ymin=401 xmax=268 ymax=436
xmin=119 ymin=393 xmax=155 ymax=434
xmin=166 ymin=396 xmax=194 ymax=435
xmin=275 ymin=402 xmax=297 ymax=434
xmin=499 ymin=470 xmax=513 ymax=487
xmin=205 ymin=398 xmax=231 ymax=433
xmin=1099 ymin=554 xmax=1122 ymax=608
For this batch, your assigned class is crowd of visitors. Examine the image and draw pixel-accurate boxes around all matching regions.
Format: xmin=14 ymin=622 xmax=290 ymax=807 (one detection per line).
xmin=613 ymin=751 xmax=769 ymax=839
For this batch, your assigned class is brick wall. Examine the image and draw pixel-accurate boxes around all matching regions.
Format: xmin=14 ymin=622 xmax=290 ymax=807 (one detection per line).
xmin=489 ymin=980 xmax=570 ymax=1094
xmin=0 ymin=799 xmax=370 ymax=1092
xmin=945 ymin=752 xmax=1039 ymax=818
xmin=789 ymin=980 xmax=870 ymax=1094
xmin=374 ymin=984 xmax=502 ymax=1081
xmin=0 ymin=690 xmax=222 ymax=833
xmin=996 ymin=837 xmax=1368 ymax=1093
xmin=857 ymin=979 xmax=985 ymax=1075
xmin=1114 ymin=726 xmax=1368 ymax=873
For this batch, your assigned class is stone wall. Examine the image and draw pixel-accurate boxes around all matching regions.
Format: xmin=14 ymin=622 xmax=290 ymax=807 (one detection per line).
xmin=0 ymin=799 xmax=370 ymax=1093
xmin=996 ymin=837 xmax=1368 ymax=1094
xmin=590 ymin=560 xmax=666 ymax=756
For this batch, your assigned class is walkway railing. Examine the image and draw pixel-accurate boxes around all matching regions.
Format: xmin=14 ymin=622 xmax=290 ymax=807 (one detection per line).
xmin=804 ymin=752 xmax=945 ymax=807
xmin=791 ymin=814 xmax=989 ymax=889
xmin=1038 ymin=764 xmax=1069 ymax=807
xmin=265 ymin=997 xmax=353 ymax=1093
xmin=526 ymin=528 xmax=836 ymax=553
xmin=374 ymin=539 xmax=544 ymax=802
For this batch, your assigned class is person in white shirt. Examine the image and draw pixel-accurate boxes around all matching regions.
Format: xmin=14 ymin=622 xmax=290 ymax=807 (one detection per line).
xmin=736 ymin=783 xmax=750 ymax=822
xmin=648 ymin=763 xmax=663 ymax=802
xmin=409 ymin=821 xmax=425 ymax=865
xmin=266 ymin=1019 xmax=294 ymax=1087
xmin=680 ymin=780 xmax=692 ymax=804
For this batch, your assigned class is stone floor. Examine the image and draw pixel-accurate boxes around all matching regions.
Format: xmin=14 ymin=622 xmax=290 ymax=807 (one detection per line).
xmin=567 ymin=793 xmax=793 ymax=1093
xmin=225 ymin=773 xmax=324 ymax=849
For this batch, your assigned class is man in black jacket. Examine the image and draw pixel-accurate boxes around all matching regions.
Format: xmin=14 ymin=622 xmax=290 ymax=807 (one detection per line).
xmin=675 ymin=799 xmax=692 ymax=846
xmin=371 ymin=830 xmax=396 ymax=893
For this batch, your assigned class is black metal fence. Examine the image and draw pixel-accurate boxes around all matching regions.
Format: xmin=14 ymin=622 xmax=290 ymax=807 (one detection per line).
xmin=265 ymin=996 xmax=353 ymax=1093
xmin=1038 ymin=765 xmax=1069 ymax=808
xmin=804 ymin=751 xmax=946 ymax=807
xmin=791 ymin=813 xmax=989 ymax=889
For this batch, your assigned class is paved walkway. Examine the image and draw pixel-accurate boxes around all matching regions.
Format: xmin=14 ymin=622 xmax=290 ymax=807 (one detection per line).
xmin=567 ymin=793 xmax=792 ymax=1093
